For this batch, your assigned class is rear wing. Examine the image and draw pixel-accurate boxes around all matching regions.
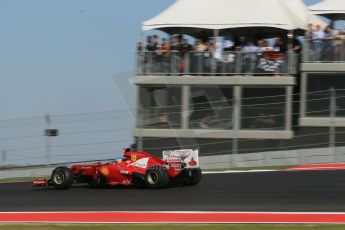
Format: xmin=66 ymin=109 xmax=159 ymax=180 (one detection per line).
xmin=162 ymin=149 xmax=199 ymax=169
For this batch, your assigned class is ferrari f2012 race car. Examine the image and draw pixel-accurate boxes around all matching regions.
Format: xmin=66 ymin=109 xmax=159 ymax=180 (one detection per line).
xmin=32 ymin=149 xmax=202 ymax=189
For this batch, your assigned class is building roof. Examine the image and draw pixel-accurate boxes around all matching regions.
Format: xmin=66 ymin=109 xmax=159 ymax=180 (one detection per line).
xmin=143 ymin=0 xmax=324 ymax=36
xmin=309 ymin=0 xmax=345 ymax=21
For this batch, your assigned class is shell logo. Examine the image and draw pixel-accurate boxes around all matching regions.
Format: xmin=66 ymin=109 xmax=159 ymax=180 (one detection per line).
xmin=131 ymin=155 xmax=137 ymax=162
xmin=99 ymin=167 xmax=110 ymax=177
xmin=188 ymin=157 xmax=197 ymax=167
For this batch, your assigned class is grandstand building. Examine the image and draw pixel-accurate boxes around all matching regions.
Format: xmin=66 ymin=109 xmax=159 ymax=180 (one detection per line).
xmin=133 ymin=0 xmax=345 ymax=168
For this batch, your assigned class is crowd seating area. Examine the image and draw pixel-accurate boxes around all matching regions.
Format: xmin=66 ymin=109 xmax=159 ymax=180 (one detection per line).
xmin=137 ymin=35 xmax=297 ymax=76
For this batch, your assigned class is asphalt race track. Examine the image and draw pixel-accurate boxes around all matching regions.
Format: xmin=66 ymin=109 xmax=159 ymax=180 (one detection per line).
xmin=1 ymin=170 xmax=345 ymax=212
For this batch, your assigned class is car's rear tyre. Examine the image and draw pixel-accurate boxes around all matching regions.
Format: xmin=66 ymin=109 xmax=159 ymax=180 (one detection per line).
xmin=51 ymin=167 xmax=73 ymax=190
xmin=189 ymin=168 xmax=202 ymax=186
xmin=144 ymin=167 xmax=169 ymax=189
xmin=182 ymin=168 xmax=202 ymax=186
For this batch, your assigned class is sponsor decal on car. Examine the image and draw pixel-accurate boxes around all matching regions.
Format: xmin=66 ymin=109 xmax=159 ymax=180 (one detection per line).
xmin=163 ymin=149 xmax=199 ymax=168
xmin=130 ymin=157 xmax=149 ymax=169
xmin=188 ymin=157 xmax=197 ymax=167
xmin=81 ymin=166 xmax=92 ymax=169
xmin=131 ymin=155 xmax=137 ymax=162
xmin=99 ymin=167 xmax=110 ymax=177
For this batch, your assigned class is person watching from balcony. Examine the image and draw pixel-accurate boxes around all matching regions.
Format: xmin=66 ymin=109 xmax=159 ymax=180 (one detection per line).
xmin=193 ymin=39 xmax=207 ymax=74
xmin=146 ymin=35 xmax=159 ymax=51
xmin=194 ymin=39 xmax=207 ymax=52
xmin=203 ymin=41 xmax=213 ymax=73
xmin=304 ymin=23 xmax=314 ymax=61
xmin=155 ymin=44 xmax=163 ymax=73
xmin=261 ymin=40 xmax=274 ymax=52
xmin=334 ymin=29 xmax=345 ymax=61
xmin=257 ymin=40 xmax=277 ymax=74
xmin=243 ymin=40 xmax=258 ymax=74
xmin=257 ymin=40 xmax=265 ymax=52
xmin=323 ymin=25 xmax=335 ymax=61
xmin=243 ymin=40 xmax=258 ymax=53
xmin=274 ymin=37 xmax=287 ymax=53
xmin=180 ymin=38 xmax=192 ymax=55
xmin=180 ymin=38 xmax=192 ymax=74
xmin=170 ymin=35 xmax=181 ymax=52
xmin=137 ymin=42 xmax=145 ymax=74
xmin=223 ymin=37 xmax=236 ymax=74
xmin=224 ymin=37 xmax=235 ymax=52
xmin=289 ymin=36 xmax=302 ymax=74
xmin=305 ymin=23 xmax=313 ymax=40
xmin=312 ymin=24 xmax=324 ymax=61
xmin=161 ymin=38 xmax=171 ymax=53
xmin=292 ymin=37 xmax=302 ymax=54
xmin=146 ymin=35 xmax=160 ymax=74
xmin=161 ymin=38 xmax=171 ymax=73
xmin=273 ymin=37 xmax=288 ymax=75
xmin=170 ymin=35 xmax=181 ymax=74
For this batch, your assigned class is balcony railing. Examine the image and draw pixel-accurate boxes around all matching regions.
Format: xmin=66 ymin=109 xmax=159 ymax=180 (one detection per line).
xmin=303 ymin=38 xmax=345 ymax=63
xmin=136 ymin=51 xmax=296 ymax=76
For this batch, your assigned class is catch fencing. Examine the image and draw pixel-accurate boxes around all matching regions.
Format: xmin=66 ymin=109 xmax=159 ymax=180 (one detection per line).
xmin=0 ymin=89 xmax=344 ymax=169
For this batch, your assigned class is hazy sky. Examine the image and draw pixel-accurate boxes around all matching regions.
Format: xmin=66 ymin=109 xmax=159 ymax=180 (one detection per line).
xmin=0 ymin=0 xmax=321 ymax=120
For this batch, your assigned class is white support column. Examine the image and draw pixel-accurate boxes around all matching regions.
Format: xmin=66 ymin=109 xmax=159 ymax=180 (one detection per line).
xmin=287 ymin=30 xmax=294 ymax=75
xmin=181 ymin=85 xmax=190 ymax=130
xmin=285 ymin=86 xmax=293 ymax=131
xmin=231 ymin=86 xmax=241 ymax=168
xmin=329 ymin=87 xmax=336 ymax=162
xmin=300 ymin=73 xmax=308 ymax=119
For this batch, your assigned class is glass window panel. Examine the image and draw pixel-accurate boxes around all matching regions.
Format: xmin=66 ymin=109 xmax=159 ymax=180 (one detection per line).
xmin=241 ymin=87 xmax=286 ymax=130
xmin=306 ymin=74 xmax=345 ymax=117
xmin=138 ymin=85 xmax=181 ymax=129
xmin=189 ymin=86 xmax=233 ymax=129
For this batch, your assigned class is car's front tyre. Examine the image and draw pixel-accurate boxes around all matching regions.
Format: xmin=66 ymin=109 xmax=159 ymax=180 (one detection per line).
xmin=51 ymin=167 xmax=73 ymax=190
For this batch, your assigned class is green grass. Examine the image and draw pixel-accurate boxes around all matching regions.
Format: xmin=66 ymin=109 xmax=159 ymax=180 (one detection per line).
xmin=1 ymin=225 xmax=345 ymax=230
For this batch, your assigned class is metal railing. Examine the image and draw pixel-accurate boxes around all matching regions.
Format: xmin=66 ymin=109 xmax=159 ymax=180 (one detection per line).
xmin=136 ymin=51 xmax=296 ymax=76
xmin=303 ymin=38 xmax=345 ymax=62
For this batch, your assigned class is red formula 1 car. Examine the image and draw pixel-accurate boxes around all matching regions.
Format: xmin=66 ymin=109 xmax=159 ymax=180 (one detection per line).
xmin=33 ymin=149 xmax=202 ymax=189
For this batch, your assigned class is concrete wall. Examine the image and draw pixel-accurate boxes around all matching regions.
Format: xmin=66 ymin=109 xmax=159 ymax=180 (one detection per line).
xmin=200 ymin=146 xmax=345 ymax=169
xmin=1 ymin=146 xmax=345 ymax=179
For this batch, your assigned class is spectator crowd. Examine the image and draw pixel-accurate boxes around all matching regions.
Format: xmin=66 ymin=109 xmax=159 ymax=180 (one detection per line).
xmin=305 ymin=24 xmax=345 ymax=61
xmin=137 ymin=33 xmax=300 ymax=75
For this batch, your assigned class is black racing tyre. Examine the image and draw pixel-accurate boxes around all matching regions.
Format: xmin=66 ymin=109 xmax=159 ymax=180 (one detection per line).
xmin=88 ymin=179 xmax=99 ymax=188
xmin=144 ymin=167 xmax=170 ymax=189
xmin=51 ymin=167 xmax=73 ymax=190
xmin=181 ymin=168 xmax=202 ymax=186
xmin=88 ymin=175 xmax=106 ymax=188
xmin=189 ymin=168 xmax=202 ymax=186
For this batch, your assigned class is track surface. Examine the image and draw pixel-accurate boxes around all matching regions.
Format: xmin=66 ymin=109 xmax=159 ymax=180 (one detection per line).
xmin=1 ymin=170 xmax=345 ymax=212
